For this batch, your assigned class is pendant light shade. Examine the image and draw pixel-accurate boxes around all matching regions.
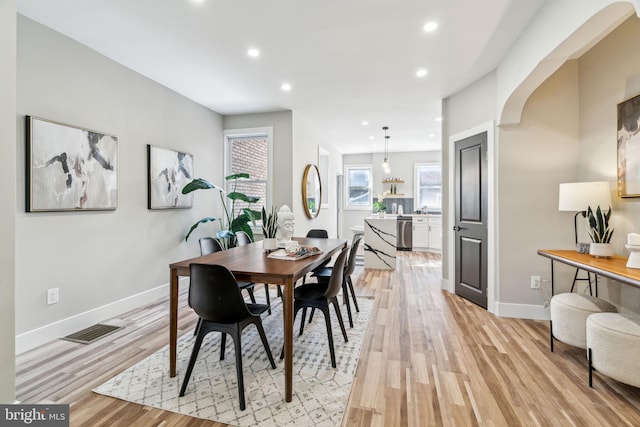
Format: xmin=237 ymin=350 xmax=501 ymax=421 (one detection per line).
xmin=382 ymin=126 xmax=391 ymax=174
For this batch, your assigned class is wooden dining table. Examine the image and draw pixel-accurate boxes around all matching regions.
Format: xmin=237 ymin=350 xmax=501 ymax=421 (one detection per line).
xmin=168 ymin=236 xmax=347 ymax=402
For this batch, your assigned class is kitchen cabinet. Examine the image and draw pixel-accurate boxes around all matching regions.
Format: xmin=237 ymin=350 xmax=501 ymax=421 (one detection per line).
xmin=412 ymin=215 xmax=441 ymax=252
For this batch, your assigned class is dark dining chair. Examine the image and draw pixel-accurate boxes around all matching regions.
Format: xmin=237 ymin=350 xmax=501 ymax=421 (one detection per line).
xmin=302 ymin=229 xmax=330 ymax=284
xmin=234 ymin=231 xmax=280 ymax=314
xmin=179 ymin=263 xmax=276 ymax=410
xmin=311 ymin=234 xmax=363 ymax=327
xmin=281 ymin=246 xmax=349 ymax=368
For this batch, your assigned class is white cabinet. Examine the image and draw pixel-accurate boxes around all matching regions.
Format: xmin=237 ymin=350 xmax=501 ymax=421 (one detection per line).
xmin=412 ymin=215 xmax=441 ymax=252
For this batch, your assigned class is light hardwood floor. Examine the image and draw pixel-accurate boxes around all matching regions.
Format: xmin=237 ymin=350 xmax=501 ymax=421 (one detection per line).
xmin=16 ymin=252 xmax=640 ymax=426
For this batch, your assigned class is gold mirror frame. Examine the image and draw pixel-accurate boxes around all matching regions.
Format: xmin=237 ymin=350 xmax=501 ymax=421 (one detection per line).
xmin=302 ymin=164 xmax=322 ymax=219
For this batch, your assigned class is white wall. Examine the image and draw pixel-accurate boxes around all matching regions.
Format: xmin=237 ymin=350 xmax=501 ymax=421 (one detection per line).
xmin=0 ymin=0 xmax=17 ymax=403
xmin=15 ymin=16 xmax=222 ymax=349
xmin=577 ymin=15 xmax=640 ymax=314
xmin=223 ymin=111 xmax=293 ymax=209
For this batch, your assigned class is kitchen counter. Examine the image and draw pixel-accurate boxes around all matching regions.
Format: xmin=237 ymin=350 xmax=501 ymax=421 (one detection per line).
xmin=364 ymin=217 xmax=396 ymax=270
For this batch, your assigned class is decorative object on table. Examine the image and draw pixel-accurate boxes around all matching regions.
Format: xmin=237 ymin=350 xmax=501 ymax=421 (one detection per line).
xmin=373 ymin=192 xmax=389 ymax=218
xmin=586 ymin=205 xmax=614 ymax=258
xmin=276 ymin=205 xmax=295 ymax=248
xmin=267 ymin=245 xmax=323 ymax=261
xmin=261 ymin=205 xmax=279 ymax=251
xmin=626 ymin=233 xmax=640 ymax=269
xmin=302 ymin=164 xmax=321 ymax=219
xmin=181 ymin=173 xmax=261 ymax=246
xmin=381 ymin=126 xmax=391 ymax=174
xmin=147 ymin=144 xmax=193 ymax=209
xmin=25 ymin=116 xmax=118 ymax=212
xmin=558 ymin=181 xmax=611 ymax=251
xmin=617 ymin=93 xmax=640 ymax=197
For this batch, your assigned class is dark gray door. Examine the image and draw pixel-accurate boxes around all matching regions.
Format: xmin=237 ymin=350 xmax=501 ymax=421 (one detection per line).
xmin=454 ymin=132 xmax=488 ymax=308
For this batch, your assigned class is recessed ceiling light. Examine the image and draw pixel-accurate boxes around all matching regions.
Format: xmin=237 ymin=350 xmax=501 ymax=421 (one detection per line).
xmin=435 ymin=117 xmax=442 ymax=122
xmin=416 ymin=69 xmax=428 ymax=77
xmin=247 ymin=48 xmax=260 ymax=57
xmin=362 ymin=121 xmax=369 ymax=126
xmin=369 ymin=136 xmax=375 ymax=140
xmin=281 ymin=83 xmax=292 ymax=91
xmin=423 ymin=21 xmax=438 ymax=32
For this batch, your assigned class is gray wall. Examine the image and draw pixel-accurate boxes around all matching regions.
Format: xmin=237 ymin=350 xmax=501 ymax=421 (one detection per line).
xmin=16 ymin=16 xmax=222 ymax=337
xmin=0 ymin=0 xmax=17 ymax=403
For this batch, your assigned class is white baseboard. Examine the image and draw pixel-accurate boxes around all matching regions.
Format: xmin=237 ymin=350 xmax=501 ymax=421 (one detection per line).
xmin=15 ymin=278 xmax=189 ymax=355
xmin=495 ymin=301 xmax=550 ymax=320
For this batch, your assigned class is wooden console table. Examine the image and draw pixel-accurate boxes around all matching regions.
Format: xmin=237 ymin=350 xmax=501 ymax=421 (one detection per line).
xmin=537 ymin=249 xmax=640 ymax=295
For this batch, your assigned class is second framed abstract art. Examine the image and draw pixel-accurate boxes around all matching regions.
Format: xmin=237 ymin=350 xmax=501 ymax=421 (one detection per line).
xmin=147 ymin=145 xmax=194 ymax=209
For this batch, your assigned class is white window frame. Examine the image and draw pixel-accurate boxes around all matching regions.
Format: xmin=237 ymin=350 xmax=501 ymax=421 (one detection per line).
xmin=223 ymin=127 xmax=273 ymax=230
xmin=414 ymin=162 xmax=442 ymax=212
xmin=343 ymin=163 xmax=373 ymax=210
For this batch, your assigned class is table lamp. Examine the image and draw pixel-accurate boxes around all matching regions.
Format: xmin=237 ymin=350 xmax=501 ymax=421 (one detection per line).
xmin=558 ymin=181 xmax=612 ymax=251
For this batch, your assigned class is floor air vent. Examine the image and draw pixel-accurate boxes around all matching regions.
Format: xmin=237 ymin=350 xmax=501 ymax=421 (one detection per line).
xmin=62 ymin=324 xmax=122 ymax=344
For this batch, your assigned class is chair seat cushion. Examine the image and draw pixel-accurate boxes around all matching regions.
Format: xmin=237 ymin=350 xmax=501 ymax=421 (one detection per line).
xmin=550 ymin=293 xmax=617 ymax=349
xmin=587 ymin=313 xmax=640 ymax=387
xmin=246 ymin=303 xmax=270 ymax=316
xmin=294 ymin=283 xmax=328 ymax=300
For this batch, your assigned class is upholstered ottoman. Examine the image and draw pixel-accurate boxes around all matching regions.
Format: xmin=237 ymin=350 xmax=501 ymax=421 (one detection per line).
xmin=549 ymin=293 xmax=617 ymax=351
xmin=587 ymin=313 xmax=640 ymax=388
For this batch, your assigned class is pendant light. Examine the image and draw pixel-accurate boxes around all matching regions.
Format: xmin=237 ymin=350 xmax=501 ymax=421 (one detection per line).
xmin=382 ymin=126 xmax=391 ymax=174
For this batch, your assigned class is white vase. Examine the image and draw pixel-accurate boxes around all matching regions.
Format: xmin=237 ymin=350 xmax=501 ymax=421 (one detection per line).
xmin=589 ymin=242 xmax=614 ymax=258
xmin=378 ymin=211 xmax=385 ymax=218
xmin=263 ymin=238 xmax=277 ymax=251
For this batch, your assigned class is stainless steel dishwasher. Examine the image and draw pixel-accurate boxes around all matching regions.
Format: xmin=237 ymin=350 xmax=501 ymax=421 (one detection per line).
xmin=397 ymin=216 xmax=412 ymax=251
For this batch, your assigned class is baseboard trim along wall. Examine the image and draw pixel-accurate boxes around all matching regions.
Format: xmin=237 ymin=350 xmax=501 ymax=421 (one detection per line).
xmin=495 ymin=302 xmax=550 ymax=321
xmin=15 ymin=278 xmax=189 ymax=355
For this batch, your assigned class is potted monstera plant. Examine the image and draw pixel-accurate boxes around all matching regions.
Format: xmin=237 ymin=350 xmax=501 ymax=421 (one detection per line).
xmin=182 ymin=173 xmax=261 ymax=247
xmin=587 ymin=205 xmax=614 ymax=258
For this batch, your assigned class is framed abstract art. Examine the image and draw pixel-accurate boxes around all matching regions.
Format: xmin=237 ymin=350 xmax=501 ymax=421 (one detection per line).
xmin=147 ymin=144 xmax=194 ymax=209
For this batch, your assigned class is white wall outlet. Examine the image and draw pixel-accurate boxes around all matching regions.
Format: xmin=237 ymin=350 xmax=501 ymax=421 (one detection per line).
xmin=530 ymin=276 xmax=541 ymax=289
xmin=47 ymin=288 xmax=59 ymax=305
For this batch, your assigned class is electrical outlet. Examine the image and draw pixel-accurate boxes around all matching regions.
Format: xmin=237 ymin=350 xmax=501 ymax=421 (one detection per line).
xmin=47 ymin=288 xmax=59 ymax=305
xmin=530 ymin=276 xmax=541 ymax=289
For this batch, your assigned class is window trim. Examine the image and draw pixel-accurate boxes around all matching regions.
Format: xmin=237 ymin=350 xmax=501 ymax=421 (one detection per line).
xmin=414 ymin=162 xmax=442 ymax=212
xmin=344 ymin=163 xmax=373 ymax=211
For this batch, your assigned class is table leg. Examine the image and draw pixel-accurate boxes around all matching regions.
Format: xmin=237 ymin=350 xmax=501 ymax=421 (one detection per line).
xmin=283 ymin=278 xmax=294 ymax=402
xmin=170 ymin=268 xmax=179 ymax=377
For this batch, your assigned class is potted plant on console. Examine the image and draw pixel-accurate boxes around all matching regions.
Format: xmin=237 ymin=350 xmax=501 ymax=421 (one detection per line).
xmin=181 ymin=173 xmax=261 ymax=247
xmin=587 ymin=205 xmax=614 ymax=258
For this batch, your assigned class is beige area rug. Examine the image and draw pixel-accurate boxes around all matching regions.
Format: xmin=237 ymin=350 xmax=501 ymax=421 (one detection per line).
xmin=93 ymin=297 xmax=373 ymax=427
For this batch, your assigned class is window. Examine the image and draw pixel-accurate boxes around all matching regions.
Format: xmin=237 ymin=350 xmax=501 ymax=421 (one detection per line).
xmin=344 ymin=164 xmax=372 ymax=210
xmin=414 ymin=163 xmax=442 ymax=213
xmin=224 ymin=128 xmax=272 ymax=220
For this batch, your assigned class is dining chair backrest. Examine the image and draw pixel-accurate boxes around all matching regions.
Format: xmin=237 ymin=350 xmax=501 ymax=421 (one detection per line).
xmin=306 ymin=229 xmax=328 ymax=238
xmin=323 ymin=247 xmax=349 ymax=298
xmin=199 ymin=237 xmax=223 ymax=256
xmin=235 ymin=231 xmax=253 ymax=246
xmin=344 ymin=234 xmax=363 ymax=277
xmin=189 ymin=263 xmax=252 ymax=323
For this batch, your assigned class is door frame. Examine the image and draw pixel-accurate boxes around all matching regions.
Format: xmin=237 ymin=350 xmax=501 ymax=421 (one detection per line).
xmin=446 ymin=120 xmax=496 ymax=314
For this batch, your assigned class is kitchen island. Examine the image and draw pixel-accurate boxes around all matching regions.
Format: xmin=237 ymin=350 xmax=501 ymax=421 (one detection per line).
xmin=364 ymin=216 xmax=397 ymax=270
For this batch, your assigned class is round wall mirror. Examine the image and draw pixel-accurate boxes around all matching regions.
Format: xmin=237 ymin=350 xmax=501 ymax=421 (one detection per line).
xmin=302 ymin=164 xmax=322 ymax=219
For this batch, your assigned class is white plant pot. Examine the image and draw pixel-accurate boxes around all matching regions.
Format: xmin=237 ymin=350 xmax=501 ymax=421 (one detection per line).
xmin=378 ymin=211 xmax=386 ymax=218
xmin=589 ymin=242 xmax=614 ymax=258
xmin=263 ymin=238 xmax=277 ymax=251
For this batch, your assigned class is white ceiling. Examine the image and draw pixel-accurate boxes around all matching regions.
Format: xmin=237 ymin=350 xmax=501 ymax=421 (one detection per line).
xmin=17 ymin=0 xmax=546 ymax=154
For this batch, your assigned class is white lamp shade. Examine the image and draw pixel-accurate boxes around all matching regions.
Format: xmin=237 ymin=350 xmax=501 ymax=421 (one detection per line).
xmin=558 ymin=181 xmax=611 ymax=212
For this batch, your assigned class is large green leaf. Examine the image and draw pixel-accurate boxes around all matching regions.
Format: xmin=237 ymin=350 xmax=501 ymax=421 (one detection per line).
xmin=181 ymin=178 xmax=224 ymax=194
xmin=227 ymin=192 xmax=260 ymax=204
xmin=184 ymin=216 xmax=221 ymax=241
xmin=225 ymin=173 xmax=249 ymax=181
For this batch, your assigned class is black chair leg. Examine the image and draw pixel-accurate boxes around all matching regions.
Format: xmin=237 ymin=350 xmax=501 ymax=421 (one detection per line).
xmin=332 ymin=298 xmax=349 ymax=342
xmin=277 ymin=285 xmax=283 ymax=298
xmin=179 ymin=330 xmax=207 ymax=397
xmin=550 ymin=320 xmax=554 ymax=352
xmin=220 ymin=332 xmax=227 ymax=360
xmin=264 ymin=284 xmax=272 ymax=315
xmin=254 ymin=320 xmax=277 ymax=369
xmin=231 ymin=330 xmax=246 ymax=410
xmin=348 ymin=276 xmax=359 ymax=312
xmin=320 ymin=305 xmax=337 ymax=368
xmin=588 ymin=347 xmax=594 ymax=388
xmin=193 ymin=317 xmax=202 ymax=336
xmin=342 ymin=281 xmax=354 ymax=328
xmin=299 ymin=307 xmax=308 ymax=336
xmin=246 ymin=287 xmax=257 ymax=304
xmin=308 ymin=308 xmax=315 ymax=323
